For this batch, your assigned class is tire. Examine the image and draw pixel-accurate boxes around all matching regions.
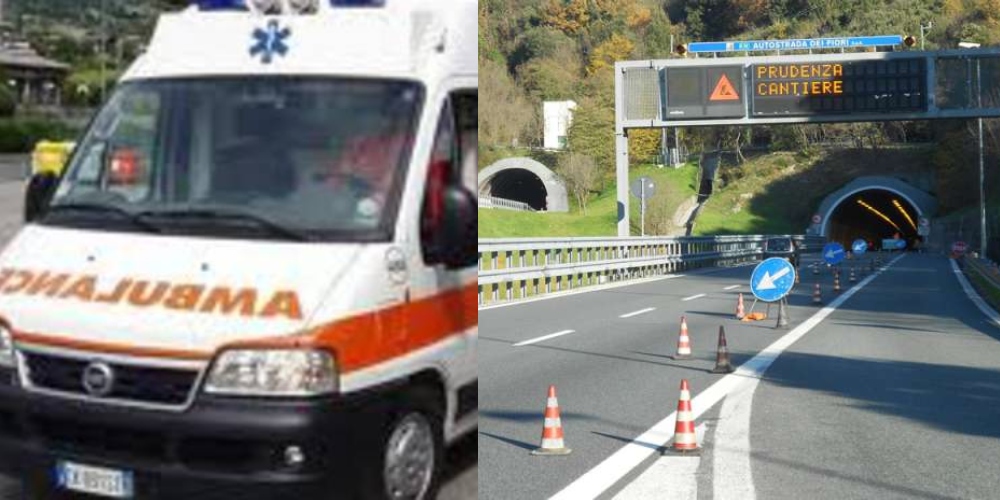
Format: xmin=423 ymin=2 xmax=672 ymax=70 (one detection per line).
xmin=357 ymin=388 xmax=443 ymax=500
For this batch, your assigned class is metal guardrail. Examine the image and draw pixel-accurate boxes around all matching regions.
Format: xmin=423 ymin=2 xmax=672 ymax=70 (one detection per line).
xmin=478 ymin=195 xmax=536 ymax=212
xmin=478 ymin=235 xmax=825 ymax=305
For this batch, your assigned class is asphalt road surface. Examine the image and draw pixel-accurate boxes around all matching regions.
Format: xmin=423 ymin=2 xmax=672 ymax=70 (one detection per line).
xmin=480 ymin=251 xmax=1000 ymax=499
xmin=0 ymin=155 xmax=477 ymax=499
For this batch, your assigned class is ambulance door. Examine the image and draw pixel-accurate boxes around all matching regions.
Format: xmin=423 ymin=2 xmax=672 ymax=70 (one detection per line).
xmin=413 ymin=88 xmax=477 ymax=421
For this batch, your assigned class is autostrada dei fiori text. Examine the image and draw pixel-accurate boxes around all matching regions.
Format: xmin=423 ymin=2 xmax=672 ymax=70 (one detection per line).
xmin=0 ymin=268 xmax=303 ymax=320
xmin=754 ymin=63 xmax=845 ymax=97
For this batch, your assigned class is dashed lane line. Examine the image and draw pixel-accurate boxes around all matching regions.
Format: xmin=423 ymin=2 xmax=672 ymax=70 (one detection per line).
xmin=547 ymin=254 xmax=908 ymax=500
xmin=512 ymin=330 xmax=576 ymax=347
xmin=681 ymin=294 xmax=706 ymax=302
xmin=723 ymin=285 xmax=740 ymax=290
xmin=619 ymin=307 xmax=656 ymax=319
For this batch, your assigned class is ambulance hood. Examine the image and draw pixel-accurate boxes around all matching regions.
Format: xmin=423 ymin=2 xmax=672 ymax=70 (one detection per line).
xmin=0 ymin=225 xmax=363 ymax=358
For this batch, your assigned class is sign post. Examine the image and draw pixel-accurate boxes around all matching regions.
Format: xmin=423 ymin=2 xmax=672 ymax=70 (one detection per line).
xmin=630 ymin=177 xmax=656 ymax=237
xmin=750 ymin=258 xmax=796 ymax=329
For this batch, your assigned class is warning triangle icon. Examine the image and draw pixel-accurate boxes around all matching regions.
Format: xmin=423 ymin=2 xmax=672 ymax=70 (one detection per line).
xmin=709 ymin=74 xmax=740 ymax=101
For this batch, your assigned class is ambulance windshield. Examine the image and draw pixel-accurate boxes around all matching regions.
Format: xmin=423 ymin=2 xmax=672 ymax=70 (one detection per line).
xmin=45 ymin=77 xmax=423 ymax=241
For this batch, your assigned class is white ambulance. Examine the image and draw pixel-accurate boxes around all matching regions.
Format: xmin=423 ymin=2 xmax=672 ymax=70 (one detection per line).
xmin=2 ymin=0 xmax=477 ymax=498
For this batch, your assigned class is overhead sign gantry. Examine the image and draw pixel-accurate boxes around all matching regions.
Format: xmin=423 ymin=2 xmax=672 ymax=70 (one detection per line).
xmin=614 ymin=46 xmax=1000 ymax=236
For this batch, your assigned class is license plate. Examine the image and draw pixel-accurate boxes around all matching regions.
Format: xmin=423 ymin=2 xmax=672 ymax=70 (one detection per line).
xmin=55 ymin=461 xmax=134 ymax=498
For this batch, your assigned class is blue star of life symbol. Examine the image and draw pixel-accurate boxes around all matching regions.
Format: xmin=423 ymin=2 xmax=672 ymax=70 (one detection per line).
xmin=250 ymin=20 xmax=291 ymax=64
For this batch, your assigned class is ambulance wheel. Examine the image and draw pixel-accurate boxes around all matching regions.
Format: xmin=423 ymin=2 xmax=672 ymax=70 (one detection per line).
xmin=359 ymin=389 xmax=443 ymax=500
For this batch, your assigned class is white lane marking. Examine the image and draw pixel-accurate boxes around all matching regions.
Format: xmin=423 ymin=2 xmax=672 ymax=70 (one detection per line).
xmin=548 ymin=254 xmax=907 ymax=500
xmin=681 ymin=293 xmax=706 ymax=302
xmin=950 ymin=259 xmax=1000 ymax=328
xmin=713 ymin=377 xmax=759 ymax=500
xmin=478 ymin=262 xmax=758 ymax=311
xmin=612 ymin=424 xmax=707 ymax=500
xmin=513 ymin=330 xmax=575 ymax=347
xmin=620 ymin=307 xmax=656 ymax=319
xmin=724 ymin=285 xmax=740 ymax=290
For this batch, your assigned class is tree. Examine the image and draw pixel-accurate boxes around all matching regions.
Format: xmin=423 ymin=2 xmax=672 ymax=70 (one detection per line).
xmin=586 ymin=33 xmax=634 ymax=75
xmin=559 ymin=152 xmax=600 ymax=214
xmin=480 ymin=58 xmax=535 ymax=148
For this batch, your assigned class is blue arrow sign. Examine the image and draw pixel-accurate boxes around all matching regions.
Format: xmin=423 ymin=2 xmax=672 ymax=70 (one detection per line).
xmin=750 ymin=257 xmax=797 ymax=303
xmin=822 ymin=242 xmax=846 ymax=265
xmin=852 ymin=239 xmax=868 ymax=255
xmin=687 ymin=35 xmax=903 ymax=53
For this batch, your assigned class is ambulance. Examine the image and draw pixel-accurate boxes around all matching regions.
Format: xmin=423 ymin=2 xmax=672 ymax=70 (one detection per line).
xmin=0 ymin=0 xmax=477 ymax=498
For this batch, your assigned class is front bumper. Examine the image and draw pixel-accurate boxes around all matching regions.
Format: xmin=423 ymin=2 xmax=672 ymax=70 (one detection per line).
xmin=0 ymin=373 xmax=383 ymax=499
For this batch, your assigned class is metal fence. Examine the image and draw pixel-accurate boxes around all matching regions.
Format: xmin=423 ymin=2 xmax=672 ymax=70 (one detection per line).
xmin=478 ymin=195 xmax=536 ymax=212
xmin=478 ymin=235 xmax=825 ymax=305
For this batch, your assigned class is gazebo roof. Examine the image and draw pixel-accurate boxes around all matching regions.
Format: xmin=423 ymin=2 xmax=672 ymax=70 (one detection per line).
xmin=0 ymin=43 xmax=69 ymax=71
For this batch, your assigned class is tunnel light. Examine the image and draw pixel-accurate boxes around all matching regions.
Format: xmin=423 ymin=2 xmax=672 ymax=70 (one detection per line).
xmin=892 ymin=199 xmax=918 ymax=231
xmin=856 ymin=199 xmax=902 ymax=232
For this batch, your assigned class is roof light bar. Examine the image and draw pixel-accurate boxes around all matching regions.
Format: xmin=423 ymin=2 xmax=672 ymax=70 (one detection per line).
xmin=194 ymin=0 xmax=249 ymax=10
xmin=331 ymin=0 xmax=386 ymax=7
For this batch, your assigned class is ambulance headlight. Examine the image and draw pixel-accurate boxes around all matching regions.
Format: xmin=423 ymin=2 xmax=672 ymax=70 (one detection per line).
xmin=250 ymin=0 xmax=283 ymax=14
xmin=0 ymin=325 xmax=13 ymax=368
xmin=289 ymin=0 xmax=319 ymax=14
xmin=205 ymin=349 xmax=338 ymax=396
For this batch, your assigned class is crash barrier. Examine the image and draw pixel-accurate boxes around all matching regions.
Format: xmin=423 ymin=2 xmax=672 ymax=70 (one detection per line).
xmin=478 ymin=234 xmax=826 ymax=305
xmin=478 ymin=195 xmax=536 ymax=212
xmin=961 ymin=255 xmax=1000 ymax=312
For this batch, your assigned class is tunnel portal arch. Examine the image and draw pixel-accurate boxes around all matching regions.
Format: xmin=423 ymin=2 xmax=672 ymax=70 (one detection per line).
xmin=478 ymin=157 xmax=569 ymax=212
xmin=814 ymin=176 xmax=937 ymax=239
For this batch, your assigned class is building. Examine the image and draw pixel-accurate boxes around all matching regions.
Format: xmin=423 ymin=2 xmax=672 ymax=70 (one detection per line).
xmin=543 ymin=100 xmax=576 ymax=150
xmin=0 ymin=41 xmax=70 ymax=106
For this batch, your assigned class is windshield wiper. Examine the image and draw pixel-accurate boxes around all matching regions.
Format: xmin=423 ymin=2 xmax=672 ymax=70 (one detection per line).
xmin=46 ymin=202 xmax=162 ymax=234
xmin=135 ymin=207 xmax=310 ymax=241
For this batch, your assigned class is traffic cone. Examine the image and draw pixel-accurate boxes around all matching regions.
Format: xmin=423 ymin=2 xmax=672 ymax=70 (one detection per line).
xmin=531 ymin=385 xmax=572 ymax=456
xmin=812 ymin=263 xmax=819 ymax=275
xmin=794 ymin=268 xmax=801 ymax=284
xmin=735 ymin=293 xmax=745 ymax=320
xmin=674 ymin=316 xmax=693 ymax=360
xmin=849 ymin=268 xmax=857 ymax=283
xmin=833 ymin=274 xmax=841 ymax=293
xmin=711 ymin=326 xmax=735 ymax=374
xmin=812 ymin=283 xmax=822 ymax=304
xmin=669 ymin=379 xmax=699 ymax=454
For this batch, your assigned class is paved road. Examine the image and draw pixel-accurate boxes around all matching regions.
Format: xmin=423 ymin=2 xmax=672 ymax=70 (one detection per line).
xmin=0 ymin=155 xmax=478 ymax=499
xmin=480 ymin=252 xmax=1000 ymax=499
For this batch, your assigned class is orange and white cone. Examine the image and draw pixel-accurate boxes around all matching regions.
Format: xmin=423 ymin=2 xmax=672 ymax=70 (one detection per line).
xmin=532 ymin=385 xmax=572 ymax=456
xmin=833 ymin=274 xmax=841 ymax=293
xmin=812 ymin=283 xmax=822 ymax=304
xmin=674 ymin=316 xmax=693 ymax=360
xmin=849 ymin=268 xmax=857 ymax=283
xmin=735 ymin=293 xmax=746 ymax=320
xmin=669 ymin=379 xmax=699 ymax=453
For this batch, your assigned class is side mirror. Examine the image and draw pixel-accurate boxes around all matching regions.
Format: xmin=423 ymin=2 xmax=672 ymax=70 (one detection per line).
xmin=422 ymin=184 xmax=476 ymax=269
xmin=439 ymin=186 xmax=477 ymax=269
xmin=24 ymin=172 xmax=59 ymax=223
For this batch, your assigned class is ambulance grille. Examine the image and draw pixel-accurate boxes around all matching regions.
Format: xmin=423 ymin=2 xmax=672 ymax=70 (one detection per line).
xmin=23 ymin=352 xmax=199 ymax=407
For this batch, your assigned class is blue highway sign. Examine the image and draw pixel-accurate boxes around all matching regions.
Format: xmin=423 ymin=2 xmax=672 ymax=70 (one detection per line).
xmin=688 ymin=35 xmax=903 ymax=53
xmin=750 ymin=257 xmax=797 ymax=303
xmin=852 ymin=239 xmax=868 ymax=255
xmin=822 ymin=242 xmax=846 ymax=265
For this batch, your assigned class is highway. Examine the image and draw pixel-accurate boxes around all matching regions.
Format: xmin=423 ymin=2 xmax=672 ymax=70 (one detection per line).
xmin=0 ymin=155 xmax=477 ymax=499
xmin=479 ymin=251 xmax=1000 ymax=499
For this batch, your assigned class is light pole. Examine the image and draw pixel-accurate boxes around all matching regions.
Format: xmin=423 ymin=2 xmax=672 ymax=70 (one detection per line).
xmin=960 ymin=41 xmax=986 ymax=258
xmin=100 ymin=0 xmax=107 ymax=102
xmin=919 ymin=22 xmax=932 ymax=50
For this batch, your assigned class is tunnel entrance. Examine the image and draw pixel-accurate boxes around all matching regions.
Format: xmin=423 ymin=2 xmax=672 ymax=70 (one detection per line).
xmin=826 ymin=189 xmax=922 ymax=250
xmin=487 ymin=168 xmax=549 ymax=211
